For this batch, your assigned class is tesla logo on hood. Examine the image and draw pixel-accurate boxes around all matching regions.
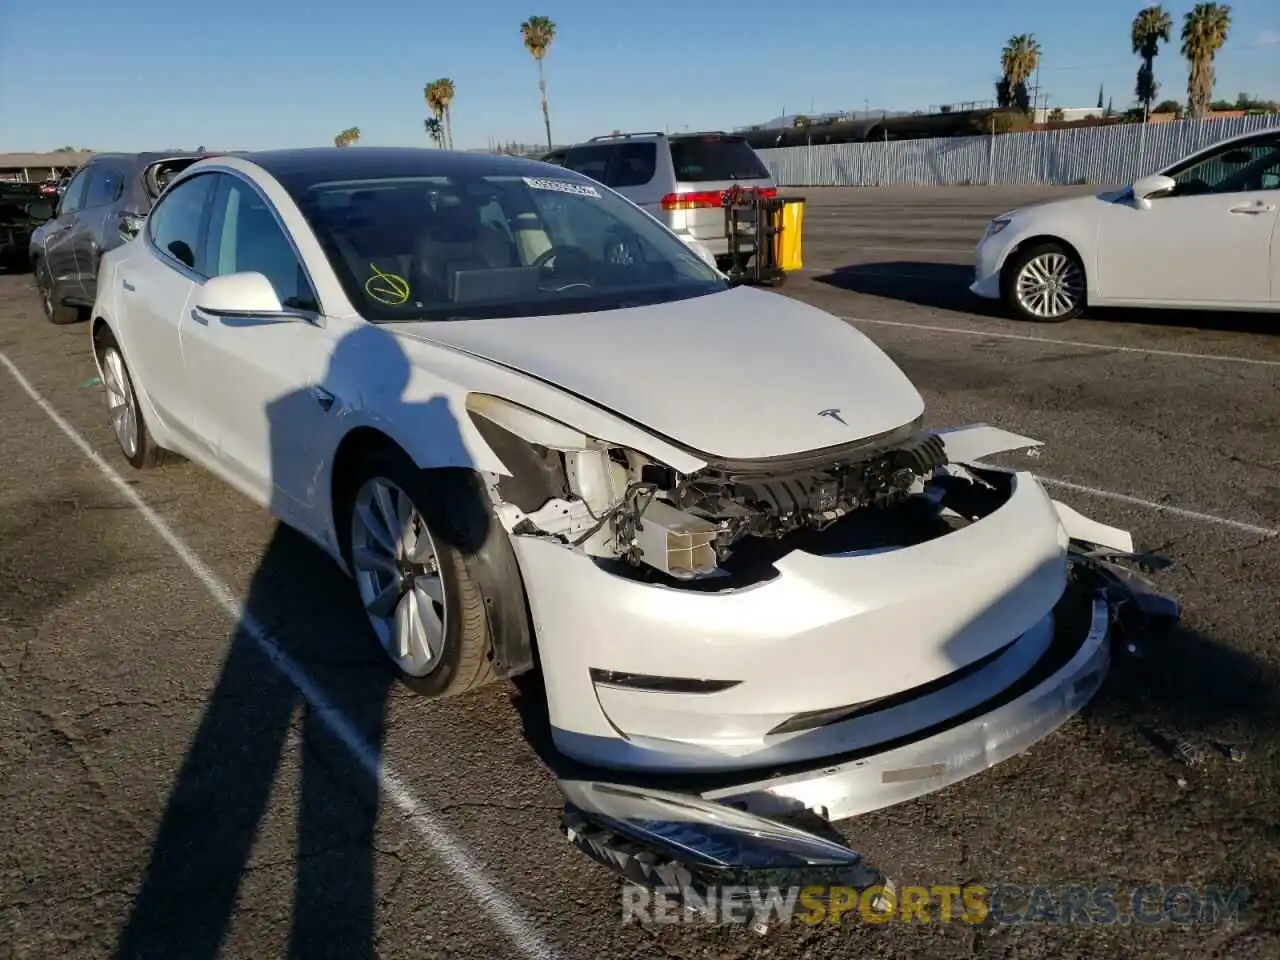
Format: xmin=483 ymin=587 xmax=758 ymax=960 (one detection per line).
xmin=817 ymin=408 xmax=847 ymax=425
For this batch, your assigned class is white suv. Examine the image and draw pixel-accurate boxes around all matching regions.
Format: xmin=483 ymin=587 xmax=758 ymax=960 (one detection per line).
xmin=545 ymin=131 xmax=776 ymax=269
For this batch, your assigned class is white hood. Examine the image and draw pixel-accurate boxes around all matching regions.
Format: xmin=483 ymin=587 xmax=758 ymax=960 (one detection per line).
xmin=396 ymin=286 xmax=925 ymax=460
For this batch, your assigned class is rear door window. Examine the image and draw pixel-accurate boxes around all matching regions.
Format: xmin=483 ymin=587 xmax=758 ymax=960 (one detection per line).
xmin=562 ymin=145 xmax=613 ymax=184
xmin=669 ymin=136 xmax=770 ymax=182
xmin=147 ymin=172 xmax=219 ymax=274
xmin=608 ymin=143 xmax=657 ymax=187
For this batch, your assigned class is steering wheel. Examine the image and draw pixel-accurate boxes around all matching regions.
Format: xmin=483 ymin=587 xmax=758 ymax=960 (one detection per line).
xmin=602 ymin=228 xmax=646 ymax=268
xmin=531 ymin=245 xmax=594 ymax=290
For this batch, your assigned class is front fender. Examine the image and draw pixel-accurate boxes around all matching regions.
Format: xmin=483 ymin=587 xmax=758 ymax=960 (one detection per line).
xmin=995 ymin=219 xmax=1101 ymax=296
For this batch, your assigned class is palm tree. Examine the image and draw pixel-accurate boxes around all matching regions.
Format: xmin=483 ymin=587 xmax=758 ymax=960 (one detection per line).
xmin=1132 ymin=10 xmax=1172 ymax=106
xmin=334 ymin=126 xmax=360 ymax=148
xmin=424 ymin=81 xmax=447 ymax=148
xmin=520 ymin=16 xmax=557 ymax=149
xmin=435 ymin=78 xmax=456 ymax=150
xmin=998 ymin=34 xmax=1041 ymax=112
xmin=424 ymin=116 xmax=444 ymax=147
xmin=1181 ymin=3 xmax=1231 ymax=119
xmin=1132 ymin=6 xmax=1173 ymax=115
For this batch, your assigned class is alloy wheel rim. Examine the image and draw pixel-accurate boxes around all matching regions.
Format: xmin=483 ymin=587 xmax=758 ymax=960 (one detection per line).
xmin=39 ymin=274 xmax=54 ymax=317
xmin=101 ymin=349 xmax=139 ymax=457
xmin=350 ymin=477 xmax=447 ymax=677
xmin=1015 ymin=252 xmax=1083 ymax=319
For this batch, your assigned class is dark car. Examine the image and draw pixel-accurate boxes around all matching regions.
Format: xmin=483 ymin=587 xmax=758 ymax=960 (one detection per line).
xmin=0 ymin=183 xmax=58 ymax=270
xmin=30 ymin=151 xmax=211 ymax=323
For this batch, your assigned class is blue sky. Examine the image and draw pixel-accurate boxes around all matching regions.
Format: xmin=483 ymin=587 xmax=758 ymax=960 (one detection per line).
xmin=3 ymin=0 xmax=1278 ymax=152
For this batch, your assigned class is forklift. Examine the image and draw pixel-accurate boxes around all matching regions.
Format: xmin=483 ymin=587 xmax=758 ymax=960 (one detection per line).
xmin=720 ymin=184 xmax=806 ymax=287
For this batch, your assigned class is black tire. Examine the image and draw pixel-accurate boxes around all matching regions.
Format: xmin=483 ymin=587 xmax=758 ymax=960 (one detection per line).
xmin=336 ymin=448 xmax=500 ymax=698
xmin=35 ymin=258 xmax=81 ymax=325
xmin=92 ymin=328 xmax=173 ymax=469
xmin=1000 ymin=241 xmax=1086 ymax=323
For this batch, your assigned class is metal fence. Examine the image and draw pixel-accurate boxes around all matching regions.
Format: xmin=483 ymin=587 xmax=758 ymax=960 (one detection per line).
xmin=757 ymin=116 xmax=1280 ymax=188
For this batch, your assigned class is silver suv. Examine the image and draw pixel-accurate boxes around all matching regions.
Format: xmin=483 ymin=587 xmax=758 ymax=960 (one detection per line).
xmin=545 ymin=131 xmax=776 ymax=268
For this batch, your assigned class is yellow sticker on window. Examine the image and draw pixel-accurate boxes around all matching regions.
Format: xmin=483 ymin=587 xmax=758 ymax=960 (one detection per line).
xmin=364 ymin=264 xmax=410 ymax=305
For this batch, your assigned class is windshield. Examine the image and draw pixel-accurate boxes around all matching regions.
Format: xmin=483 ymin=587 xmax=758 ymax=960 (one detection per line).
xmin=293 ymin=172 xmax=727 ymax=321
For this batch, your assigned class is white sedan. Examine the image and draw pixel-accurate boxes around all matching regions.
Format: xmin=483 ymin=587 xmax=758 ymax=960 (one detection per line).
xmin=972 ymin=127 xmax=1280 ymax=322
xmin=90 ymin=147 xmax=1174 ymax=819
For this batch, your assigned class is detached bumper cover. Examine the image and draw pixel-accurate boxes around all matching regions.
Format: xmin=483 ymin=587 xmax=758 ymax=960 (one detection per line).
xmin=517 ymin=469 xmax=1072 ymax=773
xmin=559 ymin=551 xmax=1179 ymax=905
xmin=700 ymin=592 xmax=1110 ymax=822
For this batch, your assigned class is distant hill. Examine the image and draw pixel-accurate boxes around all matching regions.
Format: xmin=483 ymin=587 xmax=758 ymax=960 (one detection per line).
xmin=751 ymin=108 xmax=912 ymax=130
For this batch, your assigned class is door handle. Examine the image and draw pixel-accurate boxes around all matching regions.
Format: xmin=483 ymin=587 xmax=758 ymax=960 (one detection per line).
xmin=189 ymin=309 xmax=209 ymax=325
xmin=1228 ymin=204 xmax=1275 ymax=214
xmin=311 ymin=386 xmax=336 ymax=412
xmin=121 ymin=279 xmax=136 ymax=292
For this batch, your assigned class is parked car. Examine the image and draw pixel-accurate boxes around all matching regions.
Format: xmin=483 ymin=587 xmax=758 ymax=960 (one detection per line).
xmin=553 ymin=131 xmax=776 ymax=270
xmin=0 ymin=183 xmax=57 ymax=270
xmin=29 ymin=151 xmax=210 ymax=323
xmin=972 ymin=127 xmax=1280 ymax=322
xmin=89 ymin=148 xmax=1174 ymax=817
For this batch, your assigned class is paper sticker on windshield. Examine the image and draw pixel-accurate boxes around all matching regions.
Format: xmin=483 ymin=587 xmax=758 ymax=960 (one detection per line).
xmin=523 ymin=176 xmax=601 ymax=198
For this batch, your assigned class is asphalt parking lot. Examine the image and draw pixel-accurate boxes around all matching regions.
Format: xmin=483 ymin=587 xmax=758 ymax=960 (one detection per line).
xmin=2 ymin=185 xmax=1278 ymax=960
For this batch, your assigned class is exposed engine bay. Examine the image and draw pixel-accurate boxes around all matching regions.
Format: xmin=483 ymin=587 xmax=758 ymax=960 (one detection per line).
xmin=467 ymin=396 xmax=959 ymax=585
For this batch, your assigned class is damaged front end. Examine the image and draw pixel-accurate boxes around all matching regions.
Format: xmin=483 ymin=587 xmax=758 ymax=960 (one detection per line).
xmin=556 ymin=545 xmax=1180 ymax=926
xmin=460 ymin=397 xmax=1183 ymax=909
xmin=466 ymin=394 xmax=954 ymax=585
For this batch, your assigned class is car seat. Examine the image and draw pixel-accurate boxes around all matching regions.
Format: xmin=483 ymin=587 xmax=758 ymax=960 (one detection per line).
xmin=415 ymin=195 xmax=520 ymax=298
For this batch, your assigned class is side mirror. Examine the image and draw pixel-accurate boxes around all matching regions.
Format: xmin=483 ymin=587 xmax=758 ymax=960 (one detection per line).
xmin=196 ymin=271 xmax=295 ymax=319
xmin=1131 ymin=173 xmax=1176 ymax=209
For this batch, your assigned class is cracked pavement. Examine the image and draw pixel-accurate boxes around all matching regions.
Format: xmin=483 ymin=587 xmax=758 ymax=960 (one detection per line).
xmin=1 ymin=185 xmax=1278 ymax=959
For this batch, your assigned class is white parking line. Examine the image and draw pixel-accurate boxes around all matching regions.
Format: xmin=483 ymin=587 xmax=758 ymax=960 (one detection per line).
xmin=0 ymin=351 xmax=562 ymax=960
xmin=840 ymin=315 xmax=1280 ymax=368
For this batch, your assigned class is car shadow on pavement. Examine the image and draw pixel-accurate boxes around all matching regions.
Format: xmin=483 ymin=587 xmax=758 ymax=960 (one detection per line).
xmin=1089 ymin=622 xmax=1280 ymax=759
xmin=812 ymin=261 xmax=1280 ymax=335
xmin=812 ymin=262 xmax=1000 ymax=315
xmin=114 ymin=324 xmax=478 ymax=960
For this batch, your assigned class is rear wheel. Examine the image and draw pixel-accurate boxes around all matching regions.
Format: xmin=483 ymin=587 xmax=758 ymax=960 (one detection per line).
xmin=1002 ymin=242 xmax=1086 ymax=323
xmin=35 ymin=259 xmax=80 ymax=325
xmin=338 ymin=450 xmax=498 ymax=698
xmin=94 ymin=329 xmax=172 ymax=469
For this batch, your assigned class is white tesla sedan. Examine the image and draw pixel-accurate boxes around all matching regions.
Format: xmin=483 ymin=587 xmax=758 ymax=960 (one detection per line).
xmin=972 ymin=127 xmax=1280 ymax=322
xmin=90 ymin=147 xmax=1175 ymax=815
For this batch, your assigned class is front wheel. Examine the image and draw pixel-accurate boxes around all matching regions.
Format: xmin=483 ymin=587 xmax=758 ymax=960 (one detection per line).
xmin=1002 ymin=242 xmax=1086 ymax=323
xmin=339 ymin=451 xmax=498 ymax=698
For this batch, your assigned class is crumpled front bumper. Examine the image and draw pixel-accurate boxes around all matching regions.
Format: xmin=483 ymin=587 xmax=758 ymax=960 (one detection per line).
xmin=516 ymin=466 xmax=1076 ymax=774
xmin=558 ymin=548 xmax=1180 ymax=908
xmin=700 ymin=587 xmax=1110 ymax=822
